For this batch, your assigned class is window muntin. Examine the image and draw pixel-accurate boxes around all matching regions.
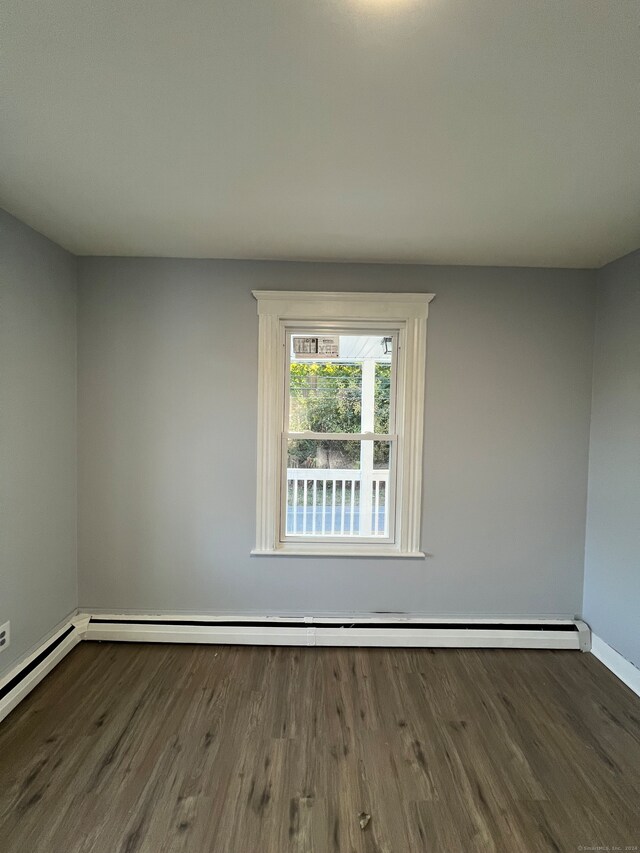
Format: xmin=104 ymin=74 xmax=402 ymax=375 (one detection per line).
xmin=281 ymin=330 xmax=397 ymax=543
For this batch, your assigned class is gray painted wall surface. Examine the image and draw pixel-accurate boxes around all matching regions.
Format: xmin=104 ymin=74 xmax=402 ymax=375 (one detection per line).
xmin=77 ymin=258 xmax=596 ymax=618
xmin=584 ymin=250 xmax=640 ymax=667
xmin=0 ymin=210 xmax=77 ymax=677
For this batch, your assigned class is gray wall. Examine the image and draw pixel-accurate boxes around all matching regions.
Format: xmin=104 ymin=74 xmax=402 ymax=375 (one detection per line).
xmin=584 ymin=250 xmax=640 ymax=667
xmin=0 ymin=210 xmax=78 ymax=677
xmin=77 ymin=258 xmax=596 ymax=618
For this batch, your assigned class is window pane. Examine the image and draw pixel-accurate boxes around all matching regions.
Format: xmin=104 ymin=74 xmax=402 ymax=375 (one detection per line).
xmin=285 ymin=439 xmax=391 ymax=537
xmin=375 ymin=360 xmax=392 ymax=434
xmin=289 ymin=334 xmax=393 ymax=434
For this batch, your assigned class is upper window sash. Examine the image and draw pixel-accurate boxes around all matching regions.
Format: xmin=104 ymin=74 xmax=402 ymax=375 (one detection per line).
xmin=284 ymin=327 xmax=398 ymax=438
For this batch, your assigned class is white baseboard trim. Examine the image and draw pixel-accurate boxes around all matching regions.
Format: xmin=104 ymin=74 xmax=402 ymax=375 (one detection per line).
xmin=82 ymin=613 xmax=589 ymax=651
xmin=0 ymin=615 xmax=84 ymax=724
xmin=591 ymin=634 xmax=640 ymax=698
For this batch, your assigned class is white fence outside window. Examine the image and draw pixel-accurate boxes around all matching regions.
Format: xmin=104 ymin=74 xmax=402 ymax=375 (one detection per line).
xmin=286 ymin=468 xmax=389 ymax=537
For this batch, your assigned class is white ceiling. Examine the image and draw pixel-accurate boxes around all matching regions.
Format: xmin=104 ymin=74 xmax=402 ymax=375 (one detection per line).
xmin=1 ymin=0 xmax=639 ymax=266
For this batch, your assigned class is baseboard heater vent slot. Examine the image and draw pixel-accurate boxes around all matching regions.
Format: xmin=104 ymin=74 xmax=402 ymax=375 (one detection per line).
xmin=89 ymin=618 xmax=578 ymax=631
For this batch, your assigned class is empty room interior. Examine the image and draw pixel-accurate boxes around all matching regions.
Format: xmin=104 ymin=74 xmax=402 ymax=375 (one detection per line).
xmin=1 ymin=1 xmax=639 ymax=851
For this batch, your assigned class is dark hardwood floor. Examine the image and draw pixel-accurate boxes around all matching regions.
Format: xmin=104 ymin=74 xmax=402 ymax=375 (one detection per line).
xmin=0 ymin=642 xmax=638 ymax=852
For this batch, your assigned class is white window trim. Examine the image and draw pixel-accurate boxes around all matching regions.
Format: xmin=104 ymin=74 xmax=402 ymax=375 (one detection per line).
xmin=251 ymin=291 xmax=435 ymax=558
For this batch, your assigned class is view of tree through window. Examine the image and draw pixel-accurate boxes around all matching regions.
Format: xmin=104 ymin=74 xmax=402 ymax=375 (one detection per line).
xmin=288 ymin=362 xmax=391 ymax=468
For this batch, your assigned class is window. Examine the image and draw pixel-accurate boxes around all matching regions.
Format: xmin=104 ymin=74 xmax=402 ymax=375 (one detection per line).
xmin=252 ymin=291 xmax=434 ymax=557
xmin=286 ymin=331 xmax=396 ymax=541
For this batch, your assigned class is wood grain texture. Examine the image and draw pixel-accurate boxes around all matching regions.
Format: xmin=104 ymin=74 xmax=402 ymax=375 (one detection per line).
xmin=0 ymin=643 xmax=638 ymax=852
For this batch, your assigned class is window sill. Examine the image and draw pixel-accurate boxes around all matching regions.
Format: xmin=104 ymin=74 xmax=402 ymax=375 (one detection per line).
xmin=251 ymin=546 xmax=426 ymax=559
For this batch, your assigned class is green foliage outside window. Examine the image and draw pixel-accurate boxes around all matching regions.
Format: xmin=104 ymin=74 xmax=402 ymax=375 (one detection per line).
xmin=288 ymin=362 xmax=391 ymax=468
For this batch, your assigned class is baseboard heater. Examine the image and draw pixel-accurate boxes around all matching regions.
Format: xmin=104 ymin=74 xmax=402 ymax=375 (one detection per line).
xmin=0 ymin=621 xmax=82 ymax=724
xmin=84 ymin=615 xmax=590 ymax=651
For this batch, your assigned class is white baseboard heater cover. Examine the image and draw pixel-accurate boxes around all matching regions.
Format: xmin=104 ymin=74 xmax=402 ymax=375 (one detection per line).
xmin=0 ymin=621 xmax=82 ymax=724
xmin=83 ymin=616 xmax=591 ymax=651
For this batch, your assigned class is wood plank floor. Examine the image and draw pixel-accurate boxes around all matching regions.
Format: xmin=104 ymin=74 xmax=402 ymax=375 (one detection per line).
xmin=0 ymin=643 xmax=639 ymax=852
